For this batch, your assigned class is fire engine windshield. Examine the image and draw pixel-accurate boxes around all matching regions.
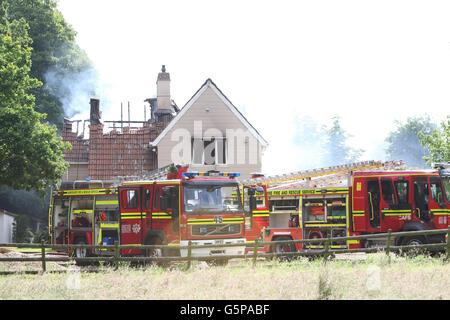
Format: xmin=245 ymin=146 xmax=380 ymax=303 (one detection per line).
xmin=183 ymin=182 xmax=243 ymax=214
xmin=442 ymin=178 xmax=450 ymax=203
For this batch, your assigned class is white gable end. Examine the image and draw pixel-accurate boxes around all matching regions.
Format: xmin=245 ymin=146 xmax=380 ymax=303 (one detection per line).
xmin=151 ymin=79 xmax=268 ymax=147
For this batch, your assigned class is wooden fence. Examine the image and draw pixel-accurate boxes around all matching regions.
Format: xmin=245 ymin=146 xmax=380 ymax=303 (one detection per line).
xmin=0 ymin=228 xmax=449 ymax=274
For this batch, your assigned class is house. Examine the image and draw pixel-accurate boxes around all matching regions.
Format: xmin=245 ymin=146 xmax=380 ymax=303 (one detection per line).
xmin=0 ymin=209 xmax=16 ymax=243
xmin=61 ymin=66 xmax=268 ymax=186
xmin=152 ymin=77 xmax=268 ymax=179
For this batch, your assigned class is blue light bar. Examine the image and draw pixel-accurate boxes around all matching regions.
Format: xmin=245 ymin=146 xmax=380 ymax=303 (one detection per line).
xmin=182 ymin=172 xmax=199 ymax=177
xmin=182 ymin=172 xmax=241 ymax=178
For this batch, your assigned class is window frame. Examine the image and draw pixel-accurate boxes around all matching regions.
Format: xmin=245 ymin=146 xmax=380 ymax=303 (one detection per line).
xmin=191 ymin=137 xmax=227 ymax=165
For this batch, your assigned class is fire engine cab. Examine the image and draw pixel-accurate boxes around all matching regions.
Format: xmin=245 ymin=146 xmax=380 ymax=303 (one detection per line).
xmin=49 ymin=169 xmax=251 ymax=264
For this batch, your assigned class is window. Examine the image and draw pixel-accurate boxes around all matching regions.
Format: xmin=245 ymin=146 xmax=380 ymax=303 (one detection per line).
xmin=143 ymin=189 xmax=151 ymax=209
xmin=192 ymin=138 xmax=226 ymax=165
xmin=183 ymin=183 xmax=242 ymax=214
xmin=381 ymin=178 xmax=396 ymax=205
xmin=153 ymin=188 xmax=160 ymax=210
xmin=430 ymin=177 xmax=444 ymax=205
xmin=122 ymin=189 xmax=138 ymax=209
xmin=394 ymin=181 xmax=409 ymax=204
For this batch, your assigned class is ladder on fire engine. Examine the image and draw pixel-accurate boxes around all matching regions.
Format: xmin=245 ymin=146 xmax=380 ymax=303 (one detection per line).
xmin=241 ymin=160 xmax=406 ymax=188
xmin=114 ymin=163 xmax=177 ymax=185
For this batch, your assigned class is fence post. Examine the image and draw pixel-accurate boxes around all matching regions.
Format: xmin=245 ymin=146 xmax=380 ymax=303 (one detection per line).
xmin=323 ymin=239 xmax=330 ymax=262
xmin=41 ymin=240 xmax=46 ymax=273
xmin=446 ymin=227 xmax=450 ymax=261
xmin=253 ymin=239 xmax=259 ymax=267
xmin=187 ymin=240 xmax=192 ymax=270
xmin=114 ymin=241 xmax=119 ymax=270
xmin=386 ymin=229 xmax=392 ymax=264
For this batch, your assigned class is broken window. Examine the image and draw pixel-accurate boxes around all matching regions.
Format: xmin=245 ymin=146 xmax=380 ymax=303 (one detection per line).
xmin=192 ymin=138 xmax=226 ymax=165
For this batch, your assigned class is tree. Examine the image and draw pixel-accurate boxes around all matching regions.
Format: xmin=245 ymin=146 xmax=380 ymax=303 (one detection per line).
xmin=385 ymin=115 xmax=436 ymax=168
xmin=0 ymin=1 xmax=70 ymax=194
xmin=321 ymin=116 xmax=364 ymax=166
xmin=419 ymin=115 xmax=450 ymax=166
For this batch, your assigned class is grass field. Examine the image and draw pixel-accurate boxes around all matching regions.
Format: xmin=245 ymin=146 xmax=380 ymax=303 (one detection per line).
xmin=0 ymin=252 xmax=449 ymax=300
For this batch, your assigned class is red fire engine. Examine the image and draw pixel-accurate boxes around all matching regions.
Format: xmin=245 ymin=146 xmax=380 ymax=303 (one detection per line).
xmin=49 ymin=169 xmax=250 ymax=263
xmin=246 ymin=163 xmax=450 ymax=254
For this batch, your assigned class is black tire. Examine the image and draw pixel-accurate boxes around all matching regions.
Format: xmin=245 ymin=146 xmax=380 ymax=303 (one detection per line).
xmin=272 ymin=236 xmax=296 ymax=261
xmin=143 ymin=238 xmax=166 ymax=267
xmin=402 ymin=236 xmax=427 ymax=255
xmin=402 ymin=235 xmax=426 ymax=246
xmin=73 ymin=239 xmax=89 ymax=266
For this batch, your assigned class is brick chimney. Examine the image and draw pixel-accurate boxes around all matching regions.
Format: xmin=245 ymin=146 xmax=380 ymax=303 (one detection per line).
xmin=156 ymin=65 xmax=171 ymax=111
xmin=90 ymin=98 xmax=101 ymax=125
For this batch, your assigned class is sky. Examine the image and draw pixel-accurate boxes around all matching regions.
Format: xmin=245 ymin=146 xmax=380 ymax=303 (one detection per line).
xmin=57 ymin=0 xmax=450 ymax=175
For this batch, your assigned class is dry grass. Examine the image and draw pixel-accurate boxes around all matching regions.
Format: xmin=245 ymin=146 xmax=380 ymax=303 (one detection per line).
xmin=0 ymin=253 xmax=449 ymax=300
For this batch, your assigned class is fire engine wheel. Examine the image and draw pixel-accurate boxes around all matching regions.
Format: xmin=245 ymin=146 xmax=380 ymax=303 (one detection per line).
xmin=207 ymin=258 xmax=229 ymax=266
xmin=272 ymin=236 xmax=296 ymax=261
xmin=73 ymin=239 xmax=90 ymax=266
xmin=401 ymin=236 xmax=427 ymax=253
xmin=402 ymin=235 xmax=426 ymax=246
xmin=144 ymin=239 xmax=167 ymax=267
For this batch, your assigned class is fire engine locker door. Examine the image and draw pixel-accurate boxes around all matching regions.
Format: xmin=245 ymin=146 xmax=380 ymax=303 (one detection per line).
xmin=119 ymin=187 xmax=143 ymax=255
xmin=366 ymin=179 xmax=381 ymax=230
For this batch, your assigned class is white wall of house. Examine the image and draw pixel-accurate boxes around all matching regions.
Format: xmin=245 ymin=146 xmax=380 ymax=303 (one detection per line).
xmin=0 ymin=211 xmax=15 ymax=243
xmin=156 ymin=81 xmax=267 ymax=180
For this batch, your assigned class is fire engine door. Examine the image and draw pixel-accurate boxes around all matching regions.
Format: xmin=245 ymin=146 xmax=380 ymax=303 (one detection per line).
xmin=429 ymin=176 xmax=449 ymax=228
xmin=379 ymin=178 xmax=407 ymax=231
xmin=119 ymin=187 xmax=143 ymax=255
xmin=366 ymin=179 xmax=381 ymax=230
xmin=412 ymin=178 xmax=431 ymax=222
xmin=153 ymin=184 xmax=180 ymax=243
xmin=142 ymin=185 xmax=153 ymax=232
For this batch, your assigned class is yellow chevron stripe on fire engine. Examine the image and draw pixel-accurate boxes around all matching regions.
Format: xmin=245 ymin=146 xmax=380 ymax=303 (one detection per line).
xmin=100 ymin=223 xmax=119 ymax=229
xmin=430 ymin=209 xmax=450 ymax=215
xmin=121 ymin=212 xmax=146 ymax=219
xmin=72 ymin=209 xmax=93 ymax=214
xmin=96 ymin=200 xmax=119 ymax=205
xmin=187 ymin=219 xmax=245 ymax=223
xmin=152 ymin=212 xmax=172 ymax=219
xmin=121 ymin=212 xmax=145 ymax=216
xmin=56 ymin=189 xmax=117 ymax=196
xmin=304 ymin=223 xmax=346 ymax=227
xmin=382 ymin=210 xmax=411 ymax=216
xmin=187 ymin=219 xmax=244 ymax=225
xmin=253 ymin=214 xmax=270 ymax=217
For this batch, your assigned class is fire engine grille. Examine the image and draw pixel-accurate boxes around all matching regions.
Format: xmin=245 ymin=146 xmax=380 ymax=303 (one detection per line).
xmin=191 ymin=224 xmax=242 ymax=236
